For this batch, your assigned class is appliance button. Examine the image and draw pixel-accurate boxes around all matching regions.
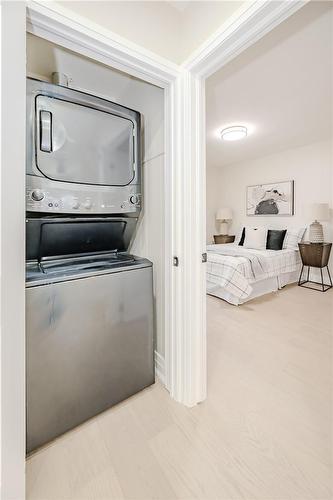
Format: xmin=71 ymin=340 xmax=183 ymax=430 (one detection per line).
xmin=48 ymin=203 xmax=53 ymax=208
xmin=83 ymin=200 xmax=92 ymax=209
xmin=129 ymin=195 xmax=139 ymax=204
xmin=71 ymin=199 xmax=80 ymax=209
xmin=31 ymin=189 xmax=45 ymax=202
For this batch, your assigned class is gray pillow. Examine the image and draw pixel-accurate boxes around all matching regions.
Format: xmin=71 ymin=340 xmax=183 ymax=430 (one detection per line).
xmin=238 ymin=227 xmax=246 ymax=246
xmin=266 ymin=229 xmax=287 ymax=250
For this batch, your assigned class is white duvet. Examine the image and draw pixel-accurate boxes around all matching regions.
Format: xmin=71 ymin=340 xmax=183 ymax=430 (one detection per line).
xmin=206 ymin=243 xmax=299 ymax=300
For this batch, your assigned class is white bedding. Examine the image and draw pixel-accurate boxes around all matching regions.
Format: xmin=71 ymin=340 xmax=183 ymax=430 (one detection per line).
xmin=206 ymin=243 xmax=300 ymax=304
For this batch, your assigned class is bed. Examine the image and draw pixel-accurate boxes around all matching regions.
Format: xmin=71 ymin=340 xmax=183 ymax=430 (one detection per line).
xmin=206 ymin=243 xmax=301 ymax=305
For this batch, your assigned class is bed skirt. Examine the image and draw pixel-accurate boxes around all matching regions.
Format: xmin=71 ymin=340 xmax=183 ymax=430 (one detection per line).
xmin=207 ymin=269 xmax=300 ymax=305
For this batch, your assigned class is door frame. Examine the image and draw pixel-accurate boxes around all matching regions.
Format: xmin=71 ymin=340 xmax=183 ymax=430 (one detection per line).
xmin=1 ymin=0 xmax=308 ymax=497
xmin=175 ymin=0 xmax=308 ymax=406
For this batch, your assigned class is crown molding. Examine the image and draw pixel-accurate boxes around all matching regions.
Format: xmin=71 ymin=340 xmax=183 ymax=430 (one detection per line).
xmin=26 ymin=0 xmax=181 ymax=87
xmin=184 ymin=0 xmax=309 ymax=78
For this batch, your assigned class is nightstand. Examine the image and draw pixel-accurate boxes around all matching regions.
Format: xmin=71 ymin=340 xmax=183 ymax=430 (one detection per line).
xmin=213 ymin=234 xmax=235 ymax=244
xmin=298 ymin=242 xmax=332 ymax=292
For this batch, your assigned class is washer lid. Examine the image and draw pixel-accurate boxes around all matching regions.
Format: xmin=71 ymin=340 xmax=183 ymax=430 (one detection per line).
xmin=39 ymin=219 xmax=127 ymax=258
xmin=26 ymin=217 xmax=138 ymax=261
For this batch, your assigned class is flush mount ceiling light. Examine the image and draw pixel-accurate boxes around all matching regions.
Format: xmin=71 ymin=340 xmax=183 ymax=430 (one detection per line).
xmin=221 ymin=125 xmax=247 ymax=141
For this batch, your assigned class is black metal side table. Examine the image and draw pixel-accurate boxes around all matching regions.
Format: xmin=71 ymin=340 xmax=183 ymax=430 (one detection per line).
xmin=298 ymin=242 xmax=332 ymax=292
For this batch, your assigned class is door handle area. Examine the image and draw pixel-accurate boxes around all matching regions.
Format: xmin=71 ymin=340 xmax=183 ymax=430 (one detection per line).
xmin=202 ymin=253 xmax=207 ymax=263
xmin=40 ymin=110 xmax=53 ymax=153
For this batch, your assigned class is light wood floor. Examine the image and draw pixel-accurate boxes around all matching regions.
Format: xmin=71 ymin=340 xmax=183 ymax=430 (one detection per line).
xmin=27 ymin=284 xmax=333 ymax=500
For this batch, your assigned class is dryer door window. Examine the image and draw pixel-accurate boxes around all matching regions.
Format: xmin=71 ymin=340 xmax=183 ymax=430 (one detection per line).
xmin=36 ymin=95 xmax=135 ymax=186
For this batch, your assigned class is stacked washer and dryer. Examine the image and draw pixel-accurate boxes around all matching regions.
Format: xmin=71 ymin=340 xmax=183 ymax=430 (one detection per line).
xmin=26 ymin=77 xmax=155 ymax=453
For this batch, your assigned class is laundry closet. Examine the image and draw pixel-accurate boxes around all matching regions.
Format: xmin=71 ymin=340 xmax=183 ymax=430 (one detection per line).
xmin=26 ymin=33 xmax=165 ymax=452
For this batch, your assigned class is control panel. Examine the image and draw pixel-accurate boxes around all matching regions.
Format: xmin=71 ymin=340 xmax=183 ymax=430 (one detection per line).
xmin=26 ymin=179 xmax=141 ymax=215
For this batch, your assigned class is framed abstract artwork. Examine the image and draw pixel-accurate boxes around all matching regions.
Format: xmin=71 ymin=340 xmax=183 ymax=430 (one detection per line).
xmin=247 ymin=180 xmax=294 ymax=216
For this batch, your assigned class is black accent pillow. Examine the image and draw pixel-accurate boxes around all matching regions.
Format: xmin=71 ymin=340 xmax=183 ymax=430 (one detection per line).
xmin=266 ymin=229 xmax=287 ymax=250
xmin=238 ymin=227 xmax=246 ymax=246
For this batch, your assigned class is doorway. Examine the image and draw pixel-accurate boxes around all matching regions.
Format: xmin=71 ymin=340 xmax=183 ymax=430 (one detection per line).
xmin=204 ymin=2 xmax=332 ymax=498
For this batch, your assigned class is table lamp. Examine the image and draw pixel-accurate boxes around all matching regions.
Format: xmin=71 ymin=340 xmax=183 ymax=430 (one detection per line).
xmin=216 ymin=207 xmax=232 ymax=235
xmin=309 ymin=203 xmax=329 ymax=243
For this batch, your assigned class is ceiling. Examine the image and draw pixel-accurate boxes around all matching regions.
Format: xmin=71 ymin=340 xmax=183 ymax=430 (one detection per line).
xmin=206 ymin=1 xmax=333 ymax=169
xmin=56 ymin=1 xmax=246 ymax=64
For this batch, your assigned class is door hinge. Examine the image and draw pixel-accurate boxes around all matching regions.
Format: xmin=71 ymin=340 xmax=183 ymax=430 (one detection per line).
xmin=173 ymin=256 xmax=179 ymax=267
xmin=202 ymin=252 xmax=207 ymax=263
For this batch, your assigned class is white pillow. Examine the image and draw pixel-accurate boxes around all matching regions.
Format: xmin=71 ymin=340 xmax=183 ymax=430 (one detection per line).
xmin=235 ymin=225 xmax=261 ymax=244
xmin=235 ymin=227 xmax=245 ymax=244
xmin=283 ymin=227 xmax=306 ymax=249
xmin=243 ymin=227 xmax=268 ymax=250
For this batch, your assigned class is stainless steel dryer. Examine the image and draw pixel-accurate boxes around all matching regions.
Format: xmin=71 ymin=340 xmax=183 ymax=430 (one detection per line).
xmin=26 ymin=77 xmax=141 ymax=215
xmin=26 ymin=217 xmax=154 ymax=453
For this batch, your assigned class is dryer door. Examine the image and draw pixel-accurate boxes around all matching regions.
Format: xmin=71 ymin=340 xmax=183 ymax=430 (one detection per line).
xmin=36 ymin=95 xmax=135 ymax=186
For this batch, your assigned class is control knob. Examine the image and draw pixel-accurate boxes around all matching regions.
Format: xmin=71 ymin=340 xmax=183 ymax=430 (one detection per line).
xmin=129 ymin=195 xmax=139 ymax=205
xmin=31 ymin=189 xmax=45 ymax=202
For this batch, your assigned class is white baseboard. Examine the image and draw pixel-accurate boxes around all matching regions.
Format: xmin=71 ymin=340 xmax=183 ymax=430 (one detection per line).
xmin=154 ymin=351 xmax=165 ymax=385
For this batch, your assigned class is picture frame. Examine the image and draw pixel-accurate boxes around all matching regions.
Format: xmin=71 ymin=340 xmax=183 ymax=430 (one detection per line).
xmin=246 ymin=180 xmax=294 ymax=216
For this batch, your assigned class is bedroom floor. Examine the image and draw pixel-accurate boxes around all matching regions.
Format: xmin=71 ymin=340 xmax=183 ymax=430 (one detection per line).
xmin=27 ymin=284 xmax=332 ymax=500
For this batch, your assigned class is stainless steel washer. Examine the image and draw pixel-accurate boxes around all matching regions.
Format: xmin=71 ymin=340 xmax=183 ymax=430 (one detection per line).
xmin=26 ymin=218 xmax=155 ymax=454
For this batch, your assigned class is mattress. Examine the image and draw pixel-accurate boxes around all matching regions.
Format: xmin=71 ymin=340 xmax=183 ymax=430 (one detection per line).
xmin=206 ymin=243 xmax=301 ymax=305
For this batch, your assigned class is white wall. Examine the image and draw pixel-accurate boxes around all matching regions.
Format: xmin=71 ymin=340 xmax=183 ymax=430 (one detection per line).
xmin=57 ymin=0 xmax=182 ymax=63
xmin=207 ymin=141 xmax=333 ymax=245
xmin=180 ymin=0 xmax=246 ymax=62
xmin=55 ymin=0 xmax=246 ymax=64
xmin=206 ymin=164 xmax=221 ymax=243
xmin=27 ymin=34 xmax=166 ymax=356
xmin=1 ymin=3 xmax=26 ymax=499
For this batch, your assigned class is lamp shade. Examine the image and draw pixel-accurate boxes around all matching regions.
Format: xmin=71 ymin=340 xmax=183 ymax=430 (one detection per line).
xmin=310 ymin=203 xmax=330 ymax=221
xmin=216 ymin=207 xmax=232 ymax=221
